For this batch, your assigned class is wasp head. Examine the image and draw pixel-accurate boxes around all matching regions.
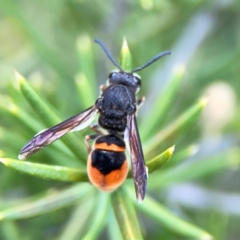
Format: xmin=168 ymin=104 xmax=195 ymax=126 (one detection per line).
xmin=108 ymin=71 xmax=141 ymax=93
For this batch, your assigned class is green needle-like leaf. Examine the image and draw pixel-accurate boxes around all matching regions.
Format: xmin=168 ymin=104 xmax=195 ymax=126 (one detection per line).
xmin=112 ymin=188 xmax=144 ymax=240
xmin=1 ymin=221 xmax=20 ymax=240
xmin=149 ymin=148 xmax=240 ymax=189
xmin=76 ymin=35 xmax=97 ymax=99
xmin=58 ymin=197 xmax=95 ymax=240
xmin=144 ymin=97 xmax=207 ymax=156
xmin=165 ymin=144 xmax=199 ymax=169
xmin=127 ymin=146 xmax=174 ymax=178
xmin=82 ymin=192 xmax=109 ymax=240
xmin=141 ymin=196 xmax=213 ymax=240
xmin=141 ymin=64 xmax=185 ymax=139
xmin=0 ymin=158 xmax=88 ymax=182
xmin=0 ymin=184 xmax=92 ymax=220
xmin=75 ymin=72 xmax=96 ymax=109
xmin=108 ymin=207 xmax=124 ymax=240
xmin=120 ymin=38 xmax=132 ymax=72
xmin=127 ymin=188 xmax=213 ymax=240
xmin=0 ymin=101 xmax=43 ymax=133
xmin=146 ymin=145 xmax=175 ymax=173
xmin=0 ymin=102 xmax=77 ymax=163
xmin=16 ymin=71 xmax=88 ymax=162
xmin=16 ymin=71 xmax=62 ymax=125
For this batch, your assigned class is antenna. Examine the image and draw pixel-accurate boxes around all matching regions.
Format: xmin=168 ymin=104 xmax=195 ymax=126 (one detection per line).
xmin=132 ymin=51 xmax=171 ymax=73
xmin=94 ymin=39 xmax=123 ymax=71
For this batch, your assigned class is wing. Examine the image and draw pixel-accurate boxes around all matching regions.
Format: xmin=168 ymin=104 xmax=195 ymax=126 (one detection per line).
xmin=19 ymin=106 xmax=98 ymax=160
xmin=125 ymin=114 xmax=148 ymax=202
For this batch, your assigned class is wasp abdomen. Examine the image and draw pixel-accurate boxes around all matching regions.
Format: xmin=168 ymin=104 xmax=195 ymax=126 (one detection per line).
xmin=87 ymin=134 xmax=128 ymax=191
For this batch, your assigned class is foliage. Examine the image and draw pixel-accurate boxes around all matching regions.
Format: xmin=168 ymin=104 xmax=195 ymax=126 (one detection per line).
xmin=0 ymin=1 xmax=240 ymax=239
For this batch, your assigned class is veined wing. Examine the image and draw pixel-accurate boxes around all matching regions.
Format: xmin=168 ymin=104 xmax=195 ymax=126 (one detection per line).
xmin=19 ymin=106 xmax=98 ymax=160
xmin=125 ymin=114 xmax=148 ymax=202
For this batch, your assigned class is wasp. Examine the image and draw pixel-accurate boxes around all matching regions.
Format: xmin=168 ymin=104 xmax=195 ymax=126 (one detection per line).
xmin=18 ymin=39 xmax=171 ymax=202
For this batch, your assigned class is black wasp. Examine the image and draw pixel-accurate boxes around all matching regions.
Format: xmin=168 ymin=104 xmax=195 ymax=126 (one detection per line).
xmin=19 ymin=39 xmax=171 ymax=202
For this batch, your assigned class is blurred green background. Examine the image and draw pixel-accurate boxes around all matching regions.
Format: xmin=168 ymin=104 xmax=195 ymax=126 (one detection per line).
xmin=1 ymin=0 xmax=240 ymax=239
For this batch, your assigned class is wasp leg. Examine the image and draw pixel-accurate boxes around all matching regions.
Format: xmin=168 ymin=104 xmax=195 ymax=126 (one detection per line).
xmin=85 ymin=124 xmax=105 ymax=153
xmin=90 ymin=123 xmax=105 ymax=135
xmin=100 ymin=84 xmax=107 ymax=94
xmin=137 ymin=96 xmax=145 ymax=108
xmin=85 ymin=134 xmax=99 ymax=154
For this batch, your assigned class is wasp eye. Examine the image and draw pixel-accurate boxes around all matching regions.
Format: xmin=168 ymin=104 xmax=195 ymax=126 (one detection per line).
xmin=132 ymin=73 xmax=141 ymax=85
xmin=109 ymin=71 xmax=117 ymax=79
xmin=134 ymin=76 xmax=141 ymax=85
